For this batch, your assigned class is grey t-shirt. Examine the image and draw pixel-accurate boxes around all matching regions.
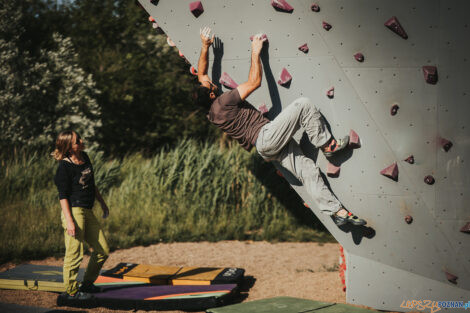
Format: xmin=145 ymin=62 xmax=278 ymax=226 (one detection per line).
xmin=207 ymin=89 xmax=269 ymax=151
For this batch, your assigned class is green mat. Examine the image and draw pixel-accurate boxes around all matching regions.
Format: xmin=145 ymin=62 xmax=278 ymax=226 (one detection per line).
xmin=207 ymin=297 xmax=376 ymax=313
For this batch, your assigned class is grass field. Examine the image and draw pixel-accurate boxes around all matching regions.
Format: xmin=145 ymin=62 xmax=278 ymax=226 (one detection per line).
xmin=0 ymin=140 xmax=332 ymax=263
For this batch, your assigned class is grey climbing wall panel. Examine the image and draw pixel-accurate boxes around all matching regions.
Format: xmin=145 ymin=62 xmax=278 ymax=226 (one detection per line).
xmin=138 ymin=1 xmax=470 ymax=312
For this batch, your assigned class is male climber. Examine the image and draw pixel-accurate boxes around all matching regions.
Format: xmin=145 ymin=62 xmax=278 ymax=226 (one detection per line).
xmin=194 ymin=27 xmax=366 ymax=227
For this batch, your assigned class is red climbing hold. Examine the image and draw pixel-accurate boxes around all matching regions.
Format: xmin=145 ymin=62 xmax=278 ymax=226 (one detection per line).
xmin=271 ymin=0 xmax=294 ymax=13
xmin=303 ymin=202 xmax=310 ymax=208
xmin=354 ymin=53 xmax=364 ymax=62
xmin=390 ymin=104 xmax=399 ymax=116
xmin=322 ymin=21 xmax=332 ymax=31
xmin=326 ymin=87 xmax=334 ymax=99
xmin=404 ymin=215 xmax=413 ymax=224
xmin=384 ymin=16 xmax=408 ymax=39
xmin=349 ymin=129 xmax=360 ymax=148
xmin=327 ymin=163 xmax=340 ymax=177
xmin=439 ymin=138 xmax=453 ymax=152
xmin=278 ymin=68 xmax=292 ymax=86
xmin=424 ymin=175 xmax=435 ymax=185
xmin=178 ymin=50 xmax=184 ymax=58
xmin=381 ymin=162 xmax=399 ymax=181
xmin=298 ymin=43 xmax=309 ymax=53
xmin=460 ymin=222 xmax=470 ymax=233
xmin=259 ymin=103 xmax=269 ymax=114
xmin=167 ymin=37 xmax=176 ymax=47
xmin=148 ymin=16 xmax=155 ymax=23
xmin=190 ymin=66 xmax=198 ymax=76
xmin=219 ymin=72 xmax=238 ymax=89
xmin=422 ymin=66 xmax=438 ymax=84
xmin=404 ymin=155 xmax=414 ymax=164
xmin=445 ymin=271 xmax=458 ymax=284
xmin=311 ymin=3 xmax=320 ymax=12
xmin=250 ymin=34 xmax=268 ymax=42
xmin=189 ymin=1 xmax=204 ymax=18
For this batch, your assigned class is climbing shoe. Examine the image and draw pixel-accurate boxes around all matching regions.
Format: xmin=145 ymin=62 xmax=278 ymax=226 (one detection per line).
xmin=333 ymin=212 xmax=367 ymax=226
xmin=79 ymin=281 xmax=102 ymax=293
xmin=57 ymin=291 xmax=95 ymax=307
xmin=322 ymin=135 xmax=349 ymax=157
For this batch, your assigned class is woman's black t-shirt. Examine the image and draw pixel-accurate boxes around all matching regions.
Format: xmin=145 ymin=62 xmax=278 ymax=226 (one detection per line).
xmin=54 ymin=152 xmax=96 ymax=209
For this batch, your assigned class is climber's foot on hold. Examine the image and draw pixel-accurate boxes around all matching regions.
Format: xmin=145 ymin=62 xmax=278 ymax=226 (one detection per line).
xmin=333 ymin=208 xmax=366 ymax=226
xmin=322 ymin=136 xmax=349 ymax=157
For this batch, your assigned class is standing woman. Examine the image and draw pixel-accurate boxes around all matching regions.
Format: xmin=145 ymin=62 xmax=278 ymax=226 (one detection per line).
xmin=52 ymin=130 xmax=110 ymax=300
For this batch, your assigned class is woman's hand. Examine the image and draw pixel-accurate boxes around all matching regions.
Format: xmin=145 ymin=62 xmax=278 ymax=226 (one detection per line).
xmin=66 ymin=219 xmax=76 ymax=237
xmin=200 ymin=26 xmax=214 ymax=47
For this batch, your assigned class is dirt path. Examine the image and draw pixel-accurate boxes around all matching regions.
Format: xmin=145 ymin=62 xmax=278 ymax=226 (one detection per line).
xmin=0 ymin=241 xmax=348 ymax=313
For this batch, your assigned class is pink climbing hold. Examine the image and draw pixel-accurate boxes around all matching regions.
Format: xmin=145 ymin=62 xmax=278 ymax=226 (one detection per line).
xmin=189 ymin=1 xmax=204 ymax=18
xmin=422 ymin=66 xmax=438 ymax=84
xmin=381 ymin=162 xmax=399 ymax=181
xmin=439 ymin=137 xmax=453 ymax=152
xmin=190 ymin=66 xmax=198 ymax=76
xmin=327 ymin=163 xmax=340 ymax=177
xmin=384 ymin=16 xmax=408 ymax=39
xmin=311 ymin=3 xmax=320 ymax=12
xmin=152 ymin=22 xmax=160 ymax=29
xmin=424 ymin=175 xmax=435 ymax=185
xmin=219 ymin=72 xmax=238 ymax=89
xmin=390 ymin=104 xmax=399 ymax=116
xmin=278 ymin=68 xmax=292 ymax=86
xmin=148 ymin=16 xmax=155 ymax=23
xmin=271 ymin=0 xmax=294 ymax=13
xmin=323 ymin=21 xmax=332 ymax=31
xmin=178 ymin=50 xmax=184 ymax=58
xmin=326 ymin=87 xmax=334 ymax=99
xmin=259 ymin=103 xmax=269 ymax=114
xmin=298 ymin=43 xmax=309 ymax=53
xmin=349 ymin=129 xmax=360 ymax=148
xmin=404 ymin=155 xmax=414 ymax=164
xmin=354 ymin=53 xmax=364 ymax=62
xmin=249 ymin=34 xmax=268 ymax=42
xmin=404 ymin=215 xmax=413 ymax=224
xmin=460 ymin=222 xmax=470 ymax=233
xmin=167 ymin=37 xmax=176 ymax=47
xmin=445 ymin=271 xmax=458 ymax=284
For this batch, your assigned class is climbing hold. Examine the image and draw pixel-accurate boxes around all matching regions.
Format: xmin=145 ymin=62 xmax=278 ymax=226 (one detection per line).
xmin=219 ymin=72 xmax=238 ymax=89
xmin=278 ymin=68 xmax=292 ymax=86
xmin=460 ymin=222 xmax=470 ymax=233
xmin=150 ymin=0 xmax=159 ymax=5
xmin=189 ymin=1 xmax=204 ymax=18
xmin=380 ymin=162 xmax=399 ymax=181
xmin=276 ymin=170 xmax=283 ymax=178
xmin=326 ymin=87 xmax=334 ymax=99
xmin=271 ymin=0 xmax=294 ymax=13
xmin=424 ymin=175 xmax=435 ymax=185
xmin=349 ymin=129 xmax=361 ymax=148
xmin=439 ymin=138 xmax=453 ymax=152
xmin=404 ymin=155 xmax=414 ymax=164
xmin=445 ymin=271 xmax=458 ymax=284
xmin=303 ymin=202 xmax=310 ymax=208
xmin=178 ymin=50 xmax=184 ymax=58
xmin=384 ymin=16 xmax=408 ymax=39
xmin=249 ymin=34 xmax=268 ymax=42
xmin=327 ymin=163 xmax=340 ymax=177
xmin=310 ymin=3 xmax=320 ymax=12
xmin=259 ymin=103 xmax=269 ymax=114
xmin=404 ymin=215 xmax=413 ymax=224
xmin=354 ymin=53 xmax=364 ymax=62
xmin=298 ymin=43 xmax=309 ymax=53
xmin=190 ymin=66 xmax=198 ymax=76
xmin=152 ymin=22 xmax=160 ymax=29
xmin=390 ymin=104 xmax=399 ymax=116
xmin=322 ymin=21 xmax=332 ymax=31
xmin=148 ymin=16 xmax=155 ymax=23
xmin=167 ymin=37 xmax=176 ymax=47
xmin=422 ymin=66 xmax=438 ymax=84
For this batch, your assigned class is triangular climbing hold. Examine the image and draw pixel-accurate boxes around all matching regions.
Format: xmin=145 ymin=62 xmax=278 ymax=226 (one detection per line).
xmin=311 ymin=3 xmax=320 ymax=12
xmin=271 ymin=0 xmax=294 ymax=13
xmin=150 ymin=0 xmax=159 ymax=5
xmin=326 ymin=87 xmax=334 ymax=99
xmin=349 ymin=129 xmax=360 ymax=148
xmin=189 ymin=1 xmax=204 ymax=18
xmin=322 ymin=21 xmax=332 ymax=31
xmin=384 ymin=16 xmax=408 ymax=39
xmin=390 ymin=104 xmax=399 ymax=116
xmin=298 ymin=43 xmax=309 ymax=53
xmin=422 ymin=66 xmax=438 ymax=84
xmin=219 ymin=72 xmax=238 ymax=89
xmin=327 ymin=163 xmax=340 ymax=177
xmin=404 ymin=155 xmax=414 ymax=164
xmin=445 ymin=271 xmax=458 ymax=284
xmin=424 ymin=175 xmax=435 ymax=185
xmin=354 ymin=53 xmax=364 ymax=62
xmin=460 ymin=222 xmax=470 ymax=233
xmin=439 ymin=137 xmax=452 ymax=152
xmin=380 ymin=162 xmax=399 ymax=181
xmin=277 ymin=68 xmax=292 ymax=86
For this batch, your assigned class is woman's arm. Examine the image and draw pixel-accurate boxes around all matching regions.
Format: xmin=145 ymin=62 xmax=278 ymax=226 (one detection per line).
xmin=60 ymin=199 xmax=76 ymax=237
xmin=95 ymin=186 xmax=109 ymax=218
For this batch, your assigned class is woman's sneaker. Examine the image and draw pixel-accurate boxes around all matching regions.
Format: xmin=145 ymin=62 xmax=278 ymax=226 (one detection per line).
xmin=322 ymin=136 xmax=350 ymax=157
xmin=57 ymin=291 xmax=94 ymax=306
xmin=79 ymin=281 xmax=102 ymax=293
xmin=333 ymin=212 xmax=367 ymax=226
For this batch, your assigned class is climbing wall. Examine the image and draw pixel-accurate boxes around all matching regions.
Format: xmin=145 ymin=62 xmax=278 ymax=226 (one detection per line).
xmin=138 ymin=1 xmax=470 ymax=312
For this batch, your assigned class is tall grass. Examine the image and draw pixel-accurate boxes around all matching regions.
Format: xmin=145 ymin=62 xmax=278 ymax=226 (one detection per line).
xmin=0 ymin=140 xmax=333 ymax=263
